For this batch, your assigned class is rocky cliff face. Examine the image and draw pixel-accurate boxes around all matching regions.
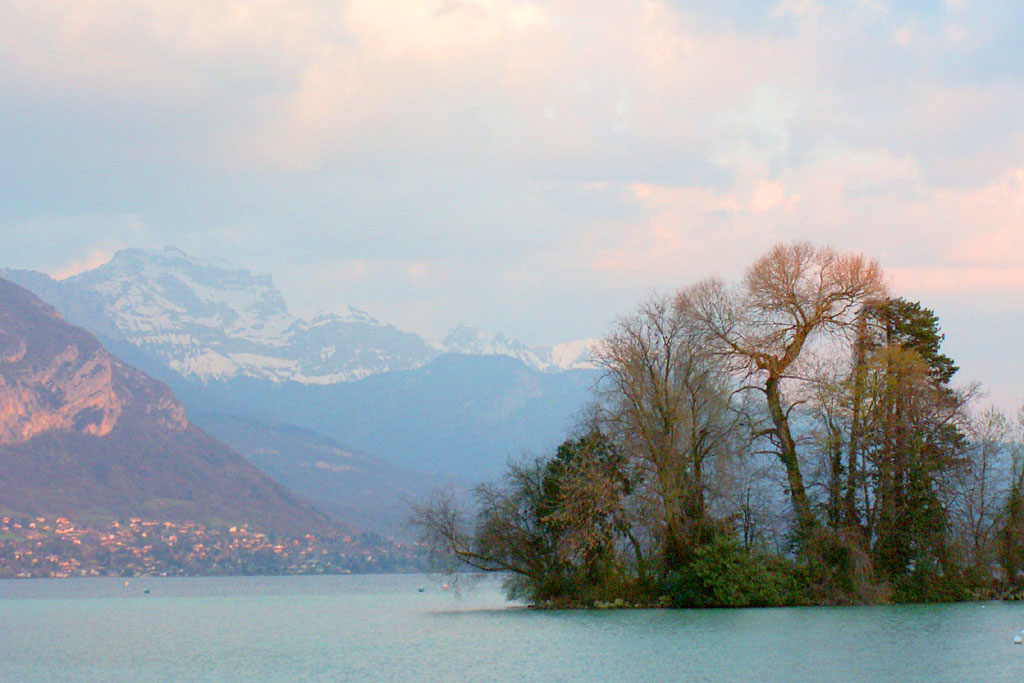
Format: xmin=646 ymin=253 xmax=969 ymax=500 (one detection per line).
xmin=0 ymin=277 xmax=332 ymax=534
xmin=0 ymin=277 xmax=185 ymax=444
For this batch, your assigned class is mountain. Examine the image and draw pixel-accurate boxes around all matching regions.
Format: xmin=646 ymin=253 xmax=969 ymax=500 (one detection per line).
xmin=307 ymin=354 xmax=596 ymax=478
xmin=2 ymin=248 xmax=602 ymax=480
xmin=0 ymin=248 xmax=597 ymax=383
xmin=168 ymin=354 xmax=598 ymax=480
xmin=0 ymin=277 xmax=332 ymax=534
xmin=2 ymin=248 xmax=439 ymax=384
xmin=441 ymin=324 xmax=599 ymax=372
xmin=543 ymin=337 xmax=602 ymax=371
xmin=442 ymin=324 xmax=548 ymax=369
xmin=192 ymin=413 xmax=457 ymax=539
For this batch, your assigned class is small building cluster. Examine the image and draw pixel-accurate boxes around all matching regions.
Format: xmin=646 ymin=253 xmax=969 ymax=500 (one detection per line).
xmin=0 ymin=515 xmax=425 ymax=578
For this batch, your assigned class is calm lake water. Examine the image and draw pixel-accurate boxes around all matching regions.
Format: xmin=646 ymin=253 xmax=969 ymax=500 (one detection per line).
xmin=1 ymin=574 xmax=1023 ymax=681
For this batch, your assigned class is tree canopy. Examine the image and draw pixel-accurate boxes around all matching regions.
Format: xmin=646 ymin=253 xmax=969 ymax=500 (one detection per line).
xmin=414 ymin=242 xmax=1022 ymax=607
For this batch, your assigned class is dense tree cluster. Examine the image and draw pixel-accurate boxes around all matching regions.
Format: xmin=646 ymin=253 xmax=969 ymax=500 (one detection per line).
xmin=414 ymin=243 xmax=1024 ymax=607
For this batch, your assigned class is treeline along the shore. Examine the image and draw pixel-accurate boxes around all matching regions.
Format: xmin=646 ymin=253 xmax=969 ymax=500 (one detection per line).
xmin=414 ymin=242 xmax=1024 ymax=607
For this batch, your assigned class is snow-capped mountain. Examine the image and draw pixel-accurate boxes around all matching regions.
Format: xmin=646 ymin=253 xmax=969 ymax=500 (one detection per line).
xmin=1 ymin=247 xmax=598 ymax=384
xmin=2 ymin=249 xmax=604 ymax=482
xmin=2 ymin=248 xmax=438 ymax=384
xmin=442 ymin=324 xmax=599 ymax=372
xmin=442 ymin=324 xmax=548 ymax=370
xmin=0 ymin=275 xmax=333 ymax=534
xmin=543 ymin=337 xmax=602 ymax=371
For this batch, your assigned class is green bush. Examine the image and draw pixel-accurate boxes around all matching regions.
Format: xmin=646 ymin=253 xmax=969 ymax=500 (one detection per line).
xmin=664 ymin=536 xmax=805 ymax=608
xmin=890 ymin=566 xmax=971 ymax=603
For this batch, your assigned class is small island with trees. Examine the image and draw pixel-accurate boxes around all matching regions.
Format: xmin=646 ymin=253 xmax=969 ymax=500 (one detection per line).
xmin=415 ymin=242 xmax=1024 ymax=608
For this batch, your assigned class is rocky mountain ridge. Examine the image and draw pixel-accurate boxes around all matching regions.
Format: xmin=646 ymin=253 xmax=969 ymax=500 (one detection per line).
xmin=0 ymin=276 xmax=333 ymax=534
xmin=1 ymin=247 xmax=598 ymax=386
xmin=0 ymin=278 xmax=186 ymax=445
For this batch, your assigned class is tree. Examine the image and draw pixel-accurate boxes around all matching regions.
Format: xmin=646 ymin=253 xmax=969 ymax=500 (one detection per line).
xmin=679 ymin=242 xmax=886 ymax=537
xmin=412 ymin=433 xmax=644 ymax=604
xmin=541 ymin=430 xmax=647 ymax=585
xmin=997 ymin=403 xmax=1024 ymax=587
xmin=953 ymin=407 xmax=1011 ymax=572
xmin=856 ymin=302 xmax=970 ymax=588
xmin=411 ymin=459 xmax=564 ymax=601
xmin=412 ymin=244 xmax=1004 ymax=606
xmin=595 ymin=294 xmax=739 ymax=573
xmin=802 ymin=297 xmax=975 ymax=596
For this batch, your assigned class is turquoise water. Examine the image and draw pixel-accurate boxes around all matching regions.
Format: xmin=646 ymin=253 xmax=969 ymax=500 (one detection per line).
xmin=2 ymin=574 xmax=1023 ymax=681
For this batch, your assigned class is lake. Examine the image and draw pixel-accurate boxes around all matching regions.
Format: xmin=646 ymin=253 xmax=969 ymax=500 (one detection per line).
xmin=1 ymin=574 xmax=1022 ymax=681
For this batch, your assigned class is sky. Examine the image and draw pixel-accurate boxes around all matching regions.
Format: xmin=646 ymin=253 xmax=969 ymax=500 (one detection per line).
xmin=2 ymin=0 xmax=1024 ymax=408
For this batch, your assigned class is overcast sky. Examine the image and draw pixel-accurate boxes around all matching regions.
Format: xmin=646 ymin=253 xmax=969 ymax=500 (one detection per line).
xmin=2 ymin=0 xmax=1023 ymax=407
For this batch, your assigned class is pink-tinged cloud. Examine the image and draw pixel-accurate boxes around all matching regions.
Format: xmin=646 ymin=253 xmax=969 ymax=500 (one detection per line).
xmin=585 ymin=179 xmax=801 ymax=277
xmin=940 ymin=169 xmax=1024 ymax=267
xmin=889 ymin=266 xmax=1024 ymax=294
xmin=4 ymin=0 xmax=1024 ymax=403
xmin=403 ymin=260 xmax=451 ymax=284
xmin=573 ymin=159 xmax=1024 ymax=300
xmin=750 ymin=180 xmax=800 ymax=214
xmin=51 ymin=250 xmax=116 ymax=281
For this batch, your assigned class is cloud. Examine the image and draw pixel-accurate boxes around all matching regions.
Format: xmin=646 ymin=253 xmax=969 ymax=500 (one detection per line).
xmin=1 ymin=214 xmax=151 ymax=279
xmin=580 ymin=176 xmax=804 ymax=280
xmin=750 ymin=180 xmax=800 ymax=214
xmin=403 ymin=260 xmax=451 ymax=284
xmin=889 ymin=266 xmax=1024 ymax=294
xmin=564 ymin=157 xmax=1024 ymax=305
xmin=52 ymin=250 xmax=117 ymax=281
xmin=3 ymin=0 xmax=1024 ymax=401
xmin=772 ymin=0 xmax=826 ymax=23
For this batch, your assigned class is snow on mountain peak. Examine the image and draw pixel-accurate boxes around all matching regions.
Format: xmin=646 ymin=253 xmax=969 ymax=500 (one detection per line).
xmin=304 ymin=307 xmax=382 ymax=328
xmin=29 ymin=248 xmax=444 ymax=384
xmin=107 ymin=247 xmax=240 ymax=280
xmin=443 ymin=324 xmax=535 ymax=357
xmin=441 ymin=325 xmax=599 ymax=373
xmin=548 ymin=338 xmax=601 ymax=370
xmin=8 ymin=247 xmax=599 ymax=384
xmin=67 ymin=246 xmax=293 ymax=347
xmin=339 ymin=306 xmax=380 ymax=326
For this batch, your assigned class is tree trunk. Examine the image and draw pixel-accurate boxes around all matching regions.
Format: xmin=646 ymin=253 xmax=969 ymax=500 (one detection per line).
xmin=765 ymin=374 xmax=816 ymax=536
xmin=663 ymin=514 xmax=687 ymax=573
xmin=845 ymin=308 xmax=869 ymax=528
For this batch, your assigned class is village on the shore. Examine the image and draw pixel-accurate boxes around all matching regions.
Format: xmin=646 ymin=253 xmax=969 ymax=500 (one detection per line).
xmin=0 ymin=515 xmax=426 ymax=578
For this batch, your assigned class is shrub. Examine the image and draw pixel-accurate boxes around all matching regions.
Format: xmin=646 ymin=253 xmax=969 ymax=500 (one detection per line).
xmin=663 ymin=536 xmax=805 ymax=608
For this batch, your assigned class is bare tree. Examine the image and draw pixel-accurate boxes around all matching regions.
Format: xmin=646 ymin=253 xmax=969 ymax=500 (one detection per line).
xmin=678 ymin=242 xmax=886 ymax=537
xmin=594 ymin=293 xmax=740 ymax=571
xmin=998 ymin=402 xmax=1024 ymax=585
xmin=411 ymin=460 xmax=565 ymax=601
xmin=804 ymin=355 xmax=854 ymax=529
xmin=951 ymin=407 xmax=1012 ymax=570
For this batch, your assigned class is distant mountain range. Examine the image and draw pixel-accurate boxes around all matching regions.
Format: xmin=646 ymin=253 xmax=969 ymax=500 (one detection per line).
xmin=2 ymin=247 xmax=597 ymax=385
xmin=2 ymin=248 xmax=602 ymax=535
xmin=167 ymin=353 xmax=598 ymax=480
xmin=442 ymin=324 xmax=599 ymax=375
xmin=0 ymin=277 xmax=332 ymax=535
xmin=193 ymin=413 xmax=451 ymax=539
